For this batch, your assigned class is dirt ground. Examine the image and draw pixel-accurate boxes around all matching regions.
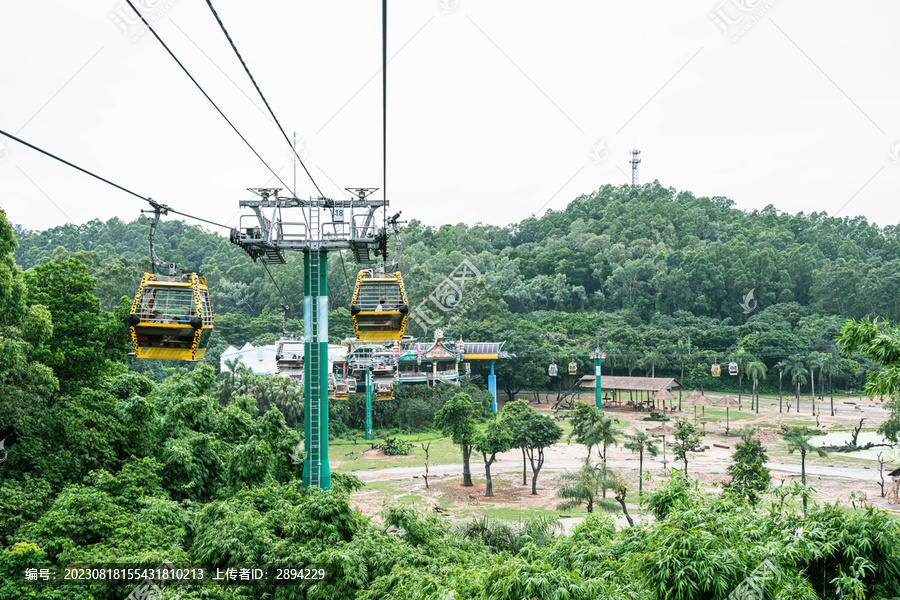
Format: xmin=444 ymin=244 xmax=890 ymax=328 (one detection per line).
xmin=348 ymin=393 xmax=900 ymax=527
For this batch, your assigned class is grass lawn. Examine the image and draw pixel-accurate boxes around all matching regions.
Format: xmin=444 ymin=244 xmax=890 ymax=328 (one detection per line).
xmin=331 ymin=433 xmax=461 ymax=472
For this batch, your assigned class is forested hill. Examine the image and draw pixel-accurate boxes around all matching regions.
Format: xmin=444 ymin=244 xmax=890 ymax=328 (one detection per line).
xmin=10 ymin=181 xmax=900 ymax=392
xmin=14 ymin=181 xmax=900 ymax=322
xmin=401 ymin=182 xmax=900 ymax=322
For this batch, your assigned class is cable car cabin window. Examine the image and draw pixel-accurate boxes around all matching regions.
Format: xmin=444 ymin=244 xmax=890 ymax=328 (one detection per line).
xmin=356 ymin=282 xmax=403 ymax=311
xmin=138 ymin=287 xmax=196 ymax=323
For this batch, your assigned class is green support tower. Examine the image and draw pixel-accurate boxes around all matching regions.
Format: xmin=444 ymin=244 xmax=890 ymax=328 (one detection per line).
xmin=592 ymin=348 xmax=606 ymax=413
xmin=230 ymin=187 xmax=387 ymax=491
xmin=303 ymin=249 xmax=330 ymax=489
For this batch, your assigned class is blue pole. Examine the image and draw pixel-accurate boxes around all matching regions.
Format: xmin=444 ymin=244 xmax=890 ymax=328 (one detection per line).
xmin=488 ymin=360 xmax=497 ymax=412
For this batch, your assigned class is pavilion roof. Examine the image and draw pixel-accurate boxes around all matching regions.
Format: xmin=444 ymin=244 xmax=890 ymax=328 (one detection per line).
xmin=576 ymin=375 xmax=682 ymax=392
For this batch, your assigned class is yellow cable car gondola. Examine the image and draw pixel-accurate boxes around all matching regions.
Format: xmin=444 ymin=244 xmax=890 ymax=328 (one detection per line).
xmin=374 ymin=381 xmax=393 ymax=402
xmin=711 ymin=363 xmax=721 ymax=377
xmin=127 ymin=204 xmax=213 ymax=361
xmin=350 ymin=269 xmax=408 ymax=341
xmin=334 ymin=379 xmax=349 ymax=401
xmin=128 ymin=273 xmax=213 ymax=361
xmin=568 ymin=360 xmax=578 ymax=376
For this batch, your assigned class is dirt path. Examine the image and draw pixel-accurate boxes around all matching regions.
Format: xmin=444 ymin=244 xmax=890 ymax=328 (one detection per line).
xmin=348 ymin=394 xmax=900 ymax=521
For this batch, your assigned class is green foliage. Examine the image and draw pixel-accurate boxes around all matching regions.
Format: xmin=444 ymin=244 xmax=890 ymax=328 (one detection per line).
xmin=645 ymin=474 xmax=698 ymax=521
xmin=672 ymin=419 xmax=703 ymax=476
xmin=0 ymin=209 xmax=27 ymax=328
xmin=556 ymin=458 xmax=620 ymax=514
xmin=504 ymin=407 xmax=563 ymax=494
xmin=723 ymin=428 xmax=771 ymax=505
xmin=383 ymin=505 xmax=451 ymax=548
xmin=433 ymin=393 xmax=483 ymax=446
xmin=226 ymin=436 xmax=274 ymax=489
xmin=838 ymin=317 xmax=900 ymax=441
xmin=476 ymin=554 xmax=601 ymax=600
xmin=191 ymin=495 xmax=277 ymax=566
xmin=23 ymin=258 xmax=127 ymax=391
xmin=331 ymin=472 xmax=365 ymax=494
xmin=373 ymin=436 xmax=414 ymax=456
xmin=159 ymin=432 xmax=226 ymax=502
xmin=454 ymin=514 xmax=561 ymax=555
xmin=0 ymin=475 xmax=53 ymax=546
xmin=434 ymin=392 xmax=483 ymax=486
xmin=282 ymin=489 xmax=363 ymax=547
xmin=474 ymin=418 xmax=514 ymax=457
xmin=0 ymin=542 xmax=94 ymax=600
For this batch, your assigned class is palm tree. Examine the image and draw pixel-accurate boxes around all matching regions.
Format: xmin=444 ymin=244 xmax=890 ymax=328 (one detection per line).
xmin=640 ymin=348 xmax=669 ymax=379
xmin=594 ymin=415 xmax=619 ymax=467
xmin=808 ymin=352 xmax=826 ymax=416
xmin=746 ymin=360 xmax=767 ymax=414
xmin=823 ymin=353 xmax=842 ymax=417
xmin=675 ymin=338 xmax=689 ymax=411
xmin=556 ymin=460 xmax=634 ymax=526
xmin=782 ymin=426 xmax=827 ymax=516
xmin=775 ymin=361 xmax=785 ymax=413
xmin=784 ymin=356 xmax=808 ymax=412
xmin=605 ymin=343 xmax=625 ymax=377
xmin=624 ymin=429 xmax=658 ymax=494
xmin=624 ymin=347 xmax=639 ymax=378
xmin=593 ymin=415 xmax=620 ymax=498
xmin=569 ymin=402 xmax=602 ymax=458
xmin=556 ymin=458 xmax=612 ymax=514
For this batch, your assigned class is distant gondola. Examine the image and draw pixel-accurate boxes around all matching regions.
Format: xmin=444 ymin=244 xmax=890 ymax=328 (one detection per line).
xmin=350 ymin=269 xmax=408 ymax=341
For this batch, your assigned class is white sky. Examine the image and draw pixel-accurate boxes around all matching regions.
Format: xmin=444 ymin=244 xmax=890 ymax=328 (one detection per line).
xmin=1 ymin=0 xmax=898 ymax=235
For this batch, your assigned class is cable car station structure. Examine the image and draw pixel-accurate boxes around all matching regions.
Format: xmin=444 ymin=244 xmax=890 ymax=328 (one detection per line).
xmin=232 ymin=187 xmax=388 ymax=490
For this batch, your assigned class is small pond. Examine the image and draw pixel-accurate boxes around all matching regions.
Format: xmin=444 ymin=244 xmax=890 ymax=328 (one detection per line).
xmin=814 ymin=431 xmax=900 ymax=462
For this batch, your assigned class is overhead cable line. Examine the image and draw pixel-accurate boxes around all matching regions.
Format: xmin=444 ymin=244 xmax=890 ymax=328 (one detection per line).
xmin=122 ymin=0 xmax=296 ymax=198
xmin=0 ymin=128 xmax=230 ymax=229
xmin=203 ymin=0 xmax=325 ymax=199
xmin=261 ymin=260 xmax=294 ymax=315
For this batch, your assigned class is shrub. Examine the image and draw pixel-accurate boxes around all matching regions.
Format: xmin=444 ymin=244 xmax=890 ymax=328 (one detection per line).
xmin=373 ymin=437 xmax=413 ymax=456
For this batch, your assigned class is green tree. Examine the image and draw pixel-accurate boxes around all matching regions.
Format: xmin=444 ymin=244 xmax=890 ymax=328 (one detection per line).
xmin=569 ymin=401 xmax=601 ymax=458
xmin=775 ymin=360 xmax=785 ymax=413
xmin=555 ymin=458 xmax=609 ymax=514
xmin=838 ymin=318 xmax=900 ymax=441
xmin=0 ymin=209 xmax=27 ymax=328
xmin=593 ymin=415 xmax=620 ymax=467
xmin=822 ymin=352 xmax=842 ymax=417
xmin=672 ymin=419 xmax=702 ymax=477
xmin=434 ymin=392 xmax=482 ymax=487
xmin=808 ymin=351 xmax=827 ymax=415
xmin=624 ymin=428 xmax=658 ymax=494
xmin=507 ymin=409 xmax=563 ymax=495
xmin=746 ymin=359 xmax=767 ymax=413
xmin=723 ymin=428 xmax=770 ymax=505
xmin=784 ymin=355 xmax=808 ymax=411
xmin=474 ymin=419 xmax=513 ymax=497
xmin=500 ymin=399 xmax=533 ymax=485
xmin=782 ymin=426 xmax=827 ymax=516
xmin=24 ymin=258 xmax=127 ymax=392
xmin=555 ymin=459 xmax=632 ymax=525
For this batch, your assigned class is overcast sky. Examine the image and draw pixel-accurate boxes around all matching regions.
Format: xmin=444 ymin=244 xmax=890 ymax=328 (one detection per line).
xmin=1 ymin=0 xmax=898 ymax=236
